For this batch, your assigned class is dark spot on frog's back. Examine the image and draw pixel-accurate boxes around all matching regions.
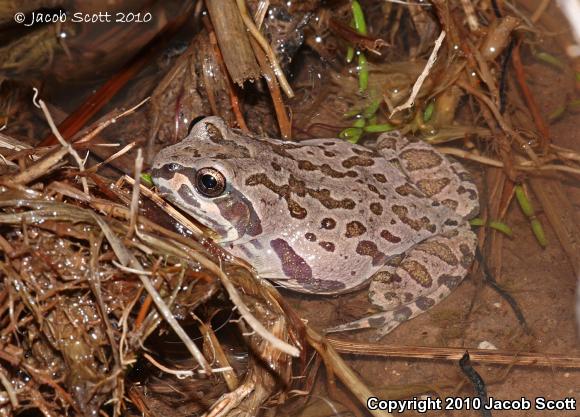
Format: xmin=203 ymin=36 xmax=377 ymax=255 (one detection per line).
xmin=342 ymin=155 xmax=375 ymax=168
xmin=307 ymin=189 xmax=356 ymax=210
xmin=305 ymin=232 xmax=316 ymax=242
xmin=415 ymin=296 xmax=435 ymax=311
xmin=352 ymin=148 xmax=378 ymax=157
xmin=297 ymin=160 xmax=358 ymax=179
xmin=370 ymin=202 xmax=383 ymax=215
xmin=400 ymin=148 xmax=442 ymax=171
xmin=401 ymin=259 xmax=432 ymax=287
xmin=319 ymin=241 xmax=335 ymax=252
xmin=321 ymin=218 xmax=336 ymax=229
xmin=395 ymin=183 xmax=424 ymax=198
xmin=391 ymin=205 xmax=437 ymax=233
xmin=416 ymin=177 xmax=451 ymax=197
xmin=288 ymin=200 xmax=308 ymax=219
xmin=270 ymin=238 xmax=312 ymax=283
xmin=345 ymin=221 xmax=367 ymax=238
xmin=182 ymin=147 xmax=201 ymax=157
xmin=373 ymin=173 xmax=387 ymax=183
xmin=355 ymin=240 xmax=387 ymax=266
xmin=245 ymin=173 xmax=307 ymax=219
xmin=380 ymin=229 xmax=401 ymax=243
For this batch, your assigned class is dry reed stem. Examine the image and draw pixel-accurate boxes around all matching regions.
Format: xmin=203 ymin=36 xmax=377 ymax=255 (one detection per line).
xmin=328 ymin=339 xmax=580 ymax=368
xmin=6 ymin=147 xmax=68 ymax=185
xmin=438 ymin=147 xmax=580 ymax=175
xmin=250 ymin=36 xmax=292 ymax=139
xmin=207 ymin=29 xmax=250 ymax=133
xmin=235 ymin=0 xmax=295 ymax=98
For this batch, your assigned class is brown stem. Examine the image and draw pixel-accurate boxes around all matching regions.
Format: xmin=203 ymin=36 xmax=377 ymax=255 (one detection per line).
xmin=511 ymin=40 xmax=550 ymax=152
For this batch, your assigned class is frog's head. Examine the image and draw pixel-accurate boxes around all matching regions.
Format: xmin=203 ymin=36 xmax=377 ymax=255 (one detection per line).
xmin=151 ymin=117 xmax=263 ymax=242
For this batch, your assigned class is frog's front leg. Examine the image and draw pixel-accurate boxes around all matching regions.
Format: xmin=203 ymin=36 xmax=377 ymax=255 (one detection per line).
xmin=325 ymin=223 xmax=476 ymax=339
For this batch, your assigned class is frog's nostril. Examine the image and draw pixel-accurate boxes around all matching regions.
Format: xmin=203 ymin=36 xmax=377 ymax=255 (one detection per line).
xmin=151 ymin=163 xmax=182 ymax=181
xmin=167 ymin=163 xmax=181 ymax=172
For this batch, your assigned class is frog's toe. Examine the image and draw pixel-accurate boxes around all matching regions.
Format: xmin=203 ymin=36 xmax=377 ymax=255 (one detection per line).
xmin=324 ymin=305 xmax=414 ymax=338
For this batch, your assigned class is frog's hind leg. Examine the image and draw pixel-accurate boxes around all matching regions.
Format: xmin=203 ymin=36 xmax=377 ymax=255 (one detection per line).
xmin=376 ymin=131 xmax=479 ymax=219
xmin=325 ymin=223 xmax=476 ymax=339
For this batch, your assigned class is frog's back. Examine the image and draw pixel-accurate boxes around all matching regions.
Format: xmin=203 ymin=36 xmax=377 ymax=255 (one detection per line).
xmin=229 ymin=135 xmax=454 ymax=294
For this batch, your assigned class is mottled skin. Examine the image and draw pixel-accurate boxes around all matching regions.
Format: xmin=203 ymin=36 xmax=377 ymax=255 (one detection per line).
xmin=152 ymin=117 xmax=479 ymax=338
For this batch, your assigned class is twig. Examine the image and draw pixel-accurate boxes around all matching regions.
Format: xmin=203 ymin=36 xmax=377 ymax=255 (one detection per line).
xmin=85 ymin=142 xmax=137 ymax=173
xmin=127 ymin=148 xmax=143 ymax=239
xmin=217 ymin=265 xmax=300 ymax=357
xmin=438 ymin=147 xmax=504 ymax=167
xmin=75 ymin=98 xmax=150 ymax=144
xmin=460 ymin=0 xmax=479 ymax=31
xmin=457 ymin=80 xmax=542 ymax=165
xmin=531 ymin=0 xmax=551 ymax=22
xmin=235 ymin=0 xmax=295 ymax=98
xmin=6 ymin=147 xmax=68 ymax=185
xmin=550 ymin=144 xmax=580 ymax=162
xmin=0 ymin=366 xmax=19 ymax=408
xmin=34 ymin=93 xmax=89 ymax=194
xmin=390 ymin=30 xmax=445 ymax=116
xmin=143 ymin=353 xmax=195 ymax=378
xmin=438 ymin=147 xmax=580 ymax=175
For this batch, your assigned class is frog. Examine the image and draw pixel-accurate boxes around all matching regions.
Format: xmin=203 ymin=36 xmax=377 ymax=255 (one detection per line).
xmin=151 ymin=116 xmax=479 ymax=338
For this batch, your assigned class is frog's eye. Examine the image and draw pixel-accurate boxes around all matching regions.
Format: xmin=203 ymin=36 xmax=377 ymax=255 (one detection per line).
xmin=195 ymin=167 xmax=226 ymax=198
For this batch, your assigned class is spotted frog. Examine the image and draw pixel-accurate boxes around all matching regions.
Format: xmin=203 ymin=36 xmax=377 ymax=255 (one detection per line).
xmin=152 ymin=117 xmax=479 ymax=338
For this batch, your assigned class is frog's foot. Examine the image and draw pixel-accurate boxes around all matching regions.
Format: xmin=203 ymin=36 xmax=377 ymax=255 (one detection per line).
xmin=324 ymin=282 xmax=459 ymax=339
xmin=325 ymin=223 xmax=476 ymax=339
xmin=376 ymin=131 xmax=479 ymax=219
